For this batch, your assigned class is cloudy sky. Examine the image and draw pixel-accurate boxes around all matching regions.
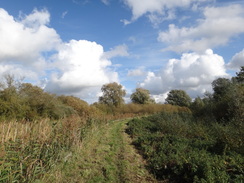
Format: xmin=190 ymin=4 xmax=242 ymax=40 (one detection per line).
xmin=0 ymin=0 xmax=244 ymax=103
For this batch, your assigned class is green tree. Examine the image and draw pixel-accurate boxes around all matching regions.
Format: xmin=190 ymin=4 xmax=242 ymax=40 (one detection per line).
xmin=211 ymin=78 xmax=233 ymax=121
xmin=212 ymin=78 xmax=232 ymax=101
xmin=0 ymin=75 xmax=27 ymax=119
xmin=235 ymin=66 xmax=244 ymax=84
xmin=205 ymin=72 xmax=244 ymax=123
xmin=165 ymin=90 xmax=191 ymax=107
xmin=130 ymin=88 xmax=155 ymax=104
xmin=99 ymin=82 xmax=126 ymax=107
xmin=191 ymin=97 xmax=204 ymax=114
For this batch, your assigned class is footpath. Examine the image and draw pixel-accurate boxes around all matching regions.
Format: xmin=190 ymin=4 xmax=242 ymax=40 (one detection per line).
xmin=42 ymin=119 xmax=157 ymax=183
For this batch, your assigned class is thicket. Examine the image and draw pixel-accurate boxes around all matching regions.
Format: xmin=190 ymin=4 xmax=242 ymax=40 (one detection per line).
xmin=190 ymin=67 xmax=244 ymax=125
xmin=0 ymin=76 xmax=77 ymax=121
xmin=126 ymin=112 xmax=243 ymax=182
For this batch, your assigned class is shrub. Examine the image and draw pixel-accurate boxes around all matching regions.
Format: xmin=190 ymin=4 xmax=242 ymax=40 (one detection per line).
xmin=126 ymin=112 xmax=244 ymax=182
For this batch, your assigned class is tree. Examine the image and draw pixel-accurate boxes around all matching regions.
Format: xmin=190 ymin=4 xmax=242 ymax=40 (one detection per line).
xmin=235 ymin=66 xmax=244 ymax=84
xmin=207 ymin=74 xmax=244 ymax=123
xmin=165 ymin=90 xmax=191 ymax=107
xmin=99 ymin=82 xmax=126 ymax=107
xmin=212 ymin=78 xmax=232 ymax=101
xmin=0 ymin=75 xmax=27 ymax=119
xmin=130 ymin=88 xmax=155 ymax=104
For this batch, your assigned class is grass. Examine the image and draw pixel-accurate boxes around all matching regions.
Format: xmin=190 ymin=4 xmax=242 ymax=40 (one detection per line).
xmin=41 ymin=119 xmax=156 ymax=183
xmin=0 ymin=116 xmax=86 ymax=182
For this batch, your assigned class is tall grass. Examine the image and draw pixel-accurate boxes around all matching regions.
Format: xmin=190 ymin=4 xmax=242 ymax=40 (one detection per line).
xmin=0 ymin=116 xmax=86 ymax=182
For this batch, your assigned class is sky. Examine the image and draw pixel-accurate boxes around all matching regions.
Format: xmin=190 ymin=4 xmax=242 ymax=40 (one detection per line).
xmin=0 ymin=0 xmax=244 ymax=103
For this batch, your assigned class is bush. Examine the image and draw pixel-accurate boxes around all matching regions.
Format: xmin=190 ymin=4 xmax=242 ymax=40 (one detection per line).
xmin=126 ymin=112 xmax=244 ymax=182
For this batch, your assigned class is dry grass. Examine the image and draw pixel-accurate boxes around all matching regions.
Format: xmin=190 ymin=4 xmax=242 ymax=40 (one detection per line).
xmin=0 ymin=115 xmax=87 ymax=182
xmin=0 ymin=119 xmax=51 ymax=144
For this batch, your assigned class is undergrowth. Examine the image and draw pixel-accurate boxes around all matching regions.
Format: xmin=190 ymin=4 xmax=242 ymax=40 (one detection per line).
xmin=126 ymin=112 xmax=244 ymax=183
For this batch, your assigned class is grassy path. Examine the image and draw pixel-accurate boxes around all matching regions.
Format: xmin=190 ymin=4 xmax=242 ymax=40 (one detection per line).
xmin=41 ymin=119 xmax=156 ymax=183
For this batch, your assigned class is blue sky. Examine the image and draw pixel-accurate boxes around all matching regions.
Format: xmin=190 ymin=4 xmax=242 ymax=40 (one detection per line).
xmin=0 ymin=0 xmax=244 ymax=103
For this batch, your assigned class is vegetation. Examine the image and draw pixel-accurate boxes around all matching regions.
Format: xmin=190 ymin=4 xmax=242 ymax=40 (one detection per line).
xmin=0 ymin=76 xmax=168 ymax=182
xmin=126 ymin=67 xmax=244 ymax=182
xmin=0 ymin=67 xmax=243 ymax=182
xmin=42 ymin=119 xmax=156 ymax=182
xmin=131 ymin=88 xmax=155 ymax=104
xmin=0 ymin=76 xmax=75 ymax=121
xmin=235 ymin=66 xmax=244 ymax=83
xmin=99 ymin=82 xmax=126 ymax=107
xmin=165 ymin=90 xmax=191 ymax=107
xmin=189 ymin=68 xmax=244 ymax=124
xmin=126 ymin=112 xmax=243 ymax=182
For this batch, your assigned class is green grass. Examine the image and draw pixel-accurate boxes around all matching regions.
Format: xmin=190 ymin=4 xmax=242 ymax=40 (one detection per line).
xmin=41 ymin=119 xmax=156 ymax=183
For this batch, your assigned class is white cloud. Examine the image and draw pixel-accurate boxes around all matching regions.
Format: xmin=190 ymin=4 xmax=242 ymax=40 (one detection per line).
xmin=103 ymin=44 xmax=129 ymax=59
xmin=0 ymin=64 xmax=38 ymax=80
xmin=122 ymin=0 xmax=212 ymax=25
xmin=152 ymin=93 xmax=168 ymax=103
xmin=147 ymin=10 xmax=176 ymax=27
xmin=0 ymin=8 xmax=60 ymax=63
xmin=0 ymin=8 xmax=120 ymax=103
xmin=127 ymin=67 xmax=146 ymax=77
xmin=139 ymin=49 xmax=229 ymax=100
xmin=0 ymin=8 xmax=60 ymax=84
xmin=227 ymin=49 xmax=244 ymax=70
xmin=158 ymin=4 xmax=244 ymax=53
xmin=20 ymin=8 xmax=50 ymax=28
xmin=139 ymin=71 xmax=163 ymax=94
xmin=45 ymin=40 xmax=119 ymax=102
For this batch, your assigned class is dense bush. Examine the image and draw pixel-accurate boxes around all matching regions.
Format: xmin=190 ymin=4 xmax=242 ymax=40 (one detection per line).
xmin=190 ymin=67 xmax=244 ymax=125
xmin=126 ymin=112 xmax=244 ymax=182
xmin=0 ymin=80 xmax=76 ymax=120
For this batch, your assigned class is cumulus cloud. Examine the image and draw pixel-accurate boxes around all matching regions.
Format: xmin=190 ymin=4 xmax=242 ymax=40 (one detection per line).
xmin=122 ymin=0 xmax=212 ymax=25
xmin=227 ymin=49 xmax=244 ymax=70
xmin=0 ymin=64 xmax=39 ymax=81
xmin=158 ymin=4 xmax=244 ymax=53
xmin=0 ymin=8 xmax=120 ymax=103
xmin=0 ymin=8 xmax=60 ymax=63
xmin=139 ymin=49 xmax=229 ymax=101
xmin=20 ymin=8 xmax=50 ymax=28
xmin=45 ymin=40 xmax=119 ymax=102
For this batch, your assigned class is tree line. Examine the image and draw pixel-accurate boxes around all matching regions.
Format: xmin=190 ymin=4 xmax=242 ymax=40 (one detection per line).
xmin=0 ymin=67 xmax=243 ymax=123
xmin=98 ymin=66 xmax=243 ymax=123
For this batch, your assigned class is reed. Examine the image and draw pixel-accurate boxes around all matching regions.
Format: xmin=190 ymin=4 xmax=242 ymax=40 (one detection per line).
xmin=0 ymin=116 xmax=86 ymax=182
